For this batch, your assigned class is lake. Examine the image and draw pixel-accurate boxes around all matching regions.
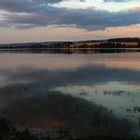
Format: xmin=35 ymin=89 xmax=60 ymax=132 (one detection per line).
xmin=0 ymin=53 xmax=140 ymax=139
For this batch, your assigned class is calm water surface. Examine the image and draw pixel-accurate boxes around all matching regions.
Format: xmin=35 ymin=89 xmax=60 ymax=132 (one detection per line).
xmin=0 ymin=53 xmax=140 ymax=138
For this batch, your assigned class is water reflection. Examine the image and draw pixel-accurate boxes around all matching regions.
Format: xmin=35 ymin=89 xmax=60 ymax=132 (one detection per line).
xmin=0 ymin=53 xmax=140 ymax=138
xmin=5 ymin=91 xmax=134 ymax=138
xmin=54 ymin=83 xmax=140 ymax=125
xmin=0 ymin=53 xmax=140 ymax=71
xmin=0 ymin=64 xmax=140 ymax=87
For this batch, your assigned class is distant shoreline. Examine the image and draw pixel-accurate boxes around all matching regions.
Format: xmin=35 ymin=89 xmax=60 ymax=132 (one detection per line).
xmin=0 ymin=37 xmax=139 ymax=54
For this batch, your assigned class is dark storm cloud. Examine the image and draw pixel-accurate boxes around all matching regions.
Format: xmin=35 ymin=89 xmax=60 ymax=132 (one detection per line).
xmin=0 ymin=0 xmax=140 ymax=30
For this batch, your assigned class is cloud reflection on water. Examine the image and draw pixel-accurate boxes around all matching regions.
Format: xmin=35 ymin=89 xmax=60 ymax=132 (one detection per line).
xmin=0 ymin=57 xmax=140 ymax=137
xmin=1 ymin=64 xmax=140 ymax=88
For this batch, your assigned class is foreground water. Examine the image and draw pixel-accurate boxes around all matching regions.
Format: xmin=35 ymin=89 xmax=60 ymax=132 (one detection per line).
xmin=0 ymin=53 xmax=140 ymax=138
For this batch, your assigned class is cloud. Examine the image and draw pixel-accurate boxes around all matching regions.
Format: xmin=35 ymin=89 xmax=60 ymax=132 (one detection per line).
xmin=0 ymin=0 xmax=140 ymax=30
xmin=103 ymin=0 xmax=131 ymax=2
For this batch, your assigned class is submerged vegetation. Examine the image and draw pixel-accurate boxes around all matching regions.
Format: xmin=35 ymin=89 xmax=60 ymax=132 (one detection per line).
xmin=0 ymin=119 xmax=38 ymax=140
xmin=0 ymin=118 xmax=140 ymax=140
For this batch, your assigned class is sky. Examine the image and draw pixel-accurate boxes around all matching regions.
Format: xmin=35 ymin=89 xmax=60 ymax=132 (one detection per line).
xmin=0 ymin=0 xmax=140 ymax=43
